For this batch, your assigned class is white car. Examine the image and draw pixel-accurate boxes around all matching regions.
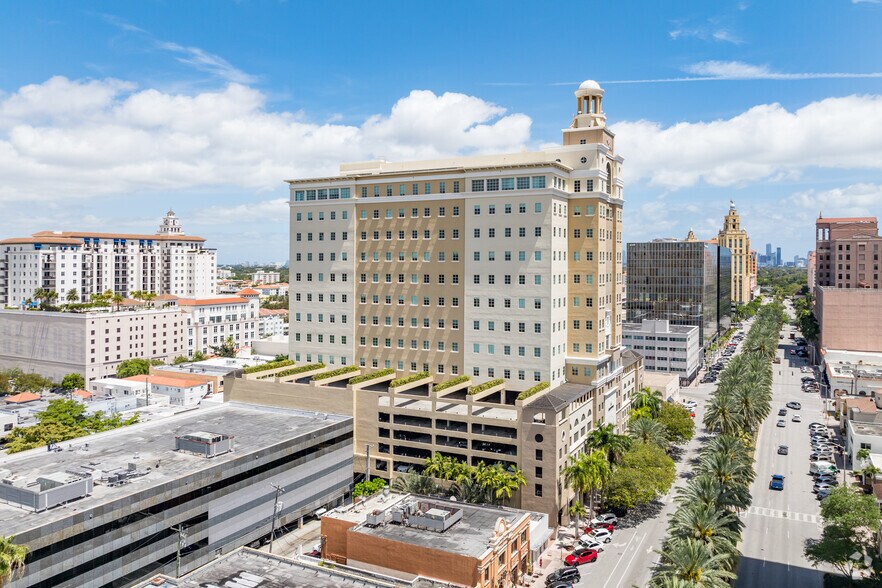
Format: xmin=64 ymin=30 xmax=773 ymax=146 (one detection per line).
xmin=813 ymin=483 xmax=834 ymax=493
xmin=578 ymin=537 xmax=606 ymax=552
xmin=591 ymin=513 xmax=618 ymax=527
xmin=589 ymin=529 xmax=613 ymax=543
xmin=792 ymin=415 xmax=802 ymax=422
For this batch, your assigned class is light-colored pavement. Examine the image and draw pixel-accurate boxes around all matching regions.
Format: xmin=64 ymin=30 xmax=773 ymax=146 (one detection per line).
xmin=735 ymin=319 xmax=832 ymax=587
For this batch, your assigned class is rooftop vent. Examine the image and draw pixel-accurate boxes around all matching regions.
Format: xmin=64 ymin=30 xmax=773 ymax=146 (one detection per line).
xmin=389 ymin=500 xmax=462 ymax=533
xmin=0 ymin=471 xmax=92 ymax=512
xmin=175 ymin=431 xmax=233 ymax=457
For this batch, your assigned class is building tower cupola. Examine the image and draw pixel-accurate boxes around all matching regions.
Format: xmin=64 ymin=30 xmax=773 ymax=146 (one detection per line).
xmin=572 ymin=80 xmax=606 ymax=129
xmin=158 ymin=210 xmax=184 ymax=236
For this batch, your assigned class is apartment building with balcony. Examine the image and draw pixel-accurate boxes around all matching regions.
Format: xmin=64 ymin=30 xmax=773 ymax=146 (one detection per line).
xmin=0 ymin=211 xmax=216 ymax=306
xmin=173 ymin=289 xmax=260 ymax=358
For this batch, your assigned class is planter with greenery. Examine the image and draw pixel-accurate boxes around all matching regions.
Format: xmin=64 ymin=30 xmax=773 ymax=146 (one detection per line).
xmin=275 ymin=363 xmax=326 ymax=382
xmin=388 ymin=372 xmax=432 ymax=393
xmin=242 ymin=359 xmax=296 ymax=380
xmin=432 ymin=375 xmax=471 ymax=394
xmin=467 ymin=378 xmax=505 ymax=400
xmin=348 ymin=368 xmax=396 ymax=388
xmin=311 ymin=365 xmax=360 ymax=385
xmin=516 ymin=382 xmax=549 ymax=402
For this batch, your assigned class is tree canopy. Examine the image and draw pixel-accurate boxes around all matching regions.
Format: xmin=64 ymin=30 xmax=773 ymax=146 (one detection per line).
xmin=656 ymin=402 xmax=696 ymax=444
xmin=115 ymin=359 xmax=163 ymax=378
xmin=60 ymin=373 xmax=85 ymax=391
xmin=2 ymin=398 xmax=139 ymax=453
xmin=604 ymin=441 xmax=676 ymax=511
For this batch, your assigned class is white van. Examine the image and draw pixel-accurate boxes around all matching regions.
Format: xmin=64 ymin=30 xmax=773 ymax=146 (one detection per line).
xmin=810 ymin=461 xmax=837 ymax=475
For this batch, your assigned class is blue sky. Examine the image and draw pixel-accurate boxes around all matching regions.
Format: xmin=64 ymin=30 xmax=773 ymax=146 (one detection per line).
xmin=2 ymin=1 xmax=882 ymax=263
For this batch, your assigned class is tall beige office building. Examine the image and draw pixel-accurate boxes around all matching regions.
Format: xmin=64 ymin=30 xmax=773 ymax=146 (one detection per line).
xmin=280 ymin=81 xmax=642 ymax=524
xmin=717 ymin=202 xmax=756 ymax=305
xmin=287 ymin=80 xmax=628 ymax=393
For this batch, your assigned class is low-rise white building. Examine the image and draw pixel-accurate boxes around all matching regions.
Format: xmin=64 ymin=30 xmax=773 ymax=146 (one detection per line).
xmin=252 ymin=283 xmax=289 ymax=299
xmin=623 ymin=319 xmax=701 ymax=383
xmin=258 ymin=308 xmax=288 ymax=338
xmin=89 ymin=374 xmax=207 ymax=407
xmin=0 ymin=412 xmax=16 ymax=434
xmin=822 ymin=349 xmax=882 ymax=398
xmin=844 ymin=398 xmax=882 ymax=468
xmin=250 ymin=270 xmax=281 ymax=284
xmin=173 ymin=289 xmax=260 ymax=358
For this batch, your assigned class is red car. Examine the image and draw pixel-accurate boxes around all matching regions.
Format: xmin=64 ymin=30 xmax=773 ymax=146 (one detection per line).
xmin=565 ymin=547 xmax=598 ymax=566
xmin=583 ymin=523 xmax=615 ymax=534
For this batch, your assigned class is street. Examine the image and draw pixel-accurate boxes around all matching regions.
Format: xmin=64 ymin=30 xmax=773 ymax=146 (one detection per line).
xmin=735 ymin=319 xmax=832 ymax=587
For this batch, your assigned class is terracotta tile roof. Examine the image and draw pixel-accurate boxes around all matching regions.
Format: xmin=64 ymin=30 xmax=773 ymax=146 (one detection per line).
xmin=236 ymin=288 xmax=260 ymax=296
xmin=4 ymin=392 xmax=41 ymax=403
xmin=259 ymin=308 xmax=289 ymax=317
xmin=72 ymin=389 xmax=91 ymax=399
xmin=125 ymin=374 xmax=208 ymax=388
xmin=31 ymin=230 xmax=207 ymax=242
xmin=177 ymin=296 xmax=247 ymax=306
xmin=153 ymin=294 xmax=179 ymax=301
xmin=0 ymin=237 xmax=82 ymax=246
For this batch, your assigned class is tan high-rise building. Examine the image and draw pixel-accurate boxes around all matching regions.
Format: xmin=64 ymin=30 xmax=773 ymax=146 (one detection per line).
xmin=717 ymin=202 xmax=756 ymax=305
xmin=279 ymin=80 xmax=643 ymax=525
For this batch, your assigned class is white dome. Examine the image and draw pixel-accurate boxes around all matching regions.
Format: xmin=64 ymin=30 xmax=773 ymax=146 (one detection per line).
xmin=579 ymin=79 xmax=601 ymax=90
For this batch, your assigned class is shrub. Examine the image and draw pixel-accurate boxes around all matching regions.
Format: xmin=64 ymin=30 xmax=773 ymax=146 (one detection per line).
xmin=243 ymin=359 xmax=295 ymax=374
xmin=276 ymin=363 xmax=325 ymax=378
xmin=516 ymin=382 xmax=549 ymax=401
xmin=348 ymin=368 xmax=396 ymax=385
xmin=312 ymin=365 xmax=359 ymax=381
xmin=353 ymin=478 xmax=387 ymax=498
xmin=467 ymin=378 xmax=505 ymax=395
xmin=389 ymin=372 xmax=430 ymax=388
xmin=433 ymin=375 xmax=471 ymax=392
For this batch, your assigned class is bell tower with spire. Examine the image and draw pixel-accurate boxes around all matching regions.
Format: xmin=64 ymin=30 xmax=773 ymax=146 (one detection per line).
xmin=158 ymin=210 xmax=185 ymax=236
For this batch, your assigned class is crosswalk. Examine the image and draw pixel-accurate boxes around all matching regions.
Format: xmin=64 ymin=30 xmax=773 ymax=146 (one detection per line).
xmin=745 ymin=505 xmax=822 ymax=525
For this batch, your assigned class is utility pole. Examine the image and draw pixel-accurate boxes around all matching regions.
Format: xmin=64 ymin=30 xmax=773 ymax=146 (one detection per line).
xmin=172 ymin=524 xmax=187 ymax=577
xmin=365 ymin=444 xmax=372 ymax=485
xmin=269 ymin=483 xmax=284 ymax=554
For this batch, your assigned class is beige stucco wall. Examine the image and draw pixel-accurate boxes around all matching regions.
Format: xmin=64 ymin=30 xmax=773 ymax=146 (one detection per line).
xmin=817 ymin=287 xmax=882 ymax=353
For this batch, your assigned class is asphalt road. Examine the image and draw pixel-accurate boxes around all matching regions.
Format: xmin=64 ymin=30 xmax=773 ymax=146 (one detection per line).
xmin=735 ymin=319 xmax=832 ymax=588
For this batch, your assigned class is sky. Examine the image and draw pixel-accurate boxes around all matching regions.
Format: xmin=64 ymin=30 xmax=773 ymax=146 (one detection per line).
xmin=2 ymin=1 xmax=882 ymax=263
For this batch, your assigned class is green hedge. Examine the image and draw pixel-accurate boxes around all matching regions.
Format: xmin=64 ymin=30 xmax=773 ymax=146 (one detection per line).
xmin=243 ymin=359 xmax=295 ymax=374
xmin=312 ymin=365 xmax=359 ymax=381
xmin=389 ymin=372 xmax=430 ymax=388
xmin=276 ymin=363 xmax=325 ymax=378
xmin=517 ymin=382 xmax=549 ymax=401
xmin=348 ymin=368 xmax=396 ymax=385
xmin=468 ymin=378 xmax=505 ymax=395
xmin=433 ymin=375 xmax=471 ymax=392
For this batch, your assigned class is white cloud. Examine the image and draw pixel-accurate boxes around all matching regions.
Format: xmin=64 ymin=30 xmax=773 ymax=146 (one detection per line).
xmin=615 ymin=94 xmax=882 ymax=189
xmin=156 ymin=42 xmax=257 ymax=85
xmin=0 ymin=77 xmax=532 ymax=203
xmin=684 ymin=60 xmax=771 ymax=78
xmin=669 ymin=27 xmax=742 ymax=44
xmin=785 ymin=183 xmax=882 ymax=215
xmin=603 ymin=61 xmax=882 ymax=84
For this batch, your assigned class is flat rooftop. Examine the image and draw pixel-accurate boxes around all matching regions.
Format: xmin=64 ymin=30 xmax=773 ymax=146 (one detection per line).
xmin=0 ymin=402 xmax=350 ymax=536
xmin=141 ymin=548 xmax=401 ymax=588
xmin=332 ymin=492 xmax=527 ymax=559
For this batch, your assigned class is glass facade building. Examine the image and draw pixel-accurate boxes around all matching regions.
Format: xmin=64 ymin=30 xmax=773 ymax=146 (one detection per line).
xmin=626 ymin=239 xmax=731 ymax=349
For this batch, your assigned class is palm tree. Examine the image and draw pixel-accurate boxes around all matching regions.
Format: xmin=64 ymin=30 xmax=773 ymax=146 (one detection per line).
xmin=0 ymin=535 xmax=28 ymax=586
xmin=111 ymin=294 xmax=124 ymax=311
xmin=860 ymin=464 xmax=882 ymax=485
xmin=629 ymin=418 xmax=669 ymax=448
xmin=65 ymin=288 xmax=79 ymax=304
xmin=697 ymin=450 xmax=754 ymax=489
xmin=423 ymin=454 xmax=452 ymax=480
xmin=585 ymin=424 xmax=632 ymax=464
xmin=392 ymin=472 xmax=440 ymax=495
xmin=493 ymin=467 xmax=527 ymax=504
xmin=450 ymin=477 xmax=489 ymax=504
xmin=143 ymin=292 xmax=157 ymax=307
xmin=667 ymin=503 xmax=742 ymax=562
xmin=633 ymin=386 xmax=664 ymax=418
xmin=857 ymin=447 xmax=871 ymax=467
xmin=569 ymin=503 xmax=587 ymax=534
xmin=652 ymin=538 xmax=736 ymax=588
xmin=730 ymin=387 xmax=769 ymax=434
xmin=563 ymin=451 xmax=611 ymax=520
xmin=703 ymin=396 xmax=742 ymax=437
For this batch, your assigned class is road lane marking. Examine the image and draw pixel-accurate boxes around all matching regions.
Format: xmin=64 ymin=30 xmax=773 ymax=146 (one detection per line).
xmin=601 ymin=531 xmax=645 ymax=588
xmin=745 ymin=505 xmax=821 ymax=524
xmin=615 ymin=532 xmax=650 ymax=588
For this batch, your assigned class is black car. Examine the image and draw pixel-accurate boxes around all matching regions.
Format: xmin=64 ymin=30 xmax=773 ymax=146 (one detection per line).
xmin=778 ymin=445 xmax=789 ymax=455
xmin=546 ymin=567 xmax=581 ymax=585
xmin=778 ymin=408 xmax=787 ymax=416
xmin=547 ymin=582 xmax=576 ymax=588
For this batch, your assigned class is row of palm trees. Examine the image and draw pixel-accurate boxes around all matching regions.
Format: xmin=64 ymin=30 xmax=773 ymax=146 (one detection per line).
xmin=399 ymin=455 xmax=528 ymax=505
xmin=651 ymin=303 xmax=784 ymax=588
